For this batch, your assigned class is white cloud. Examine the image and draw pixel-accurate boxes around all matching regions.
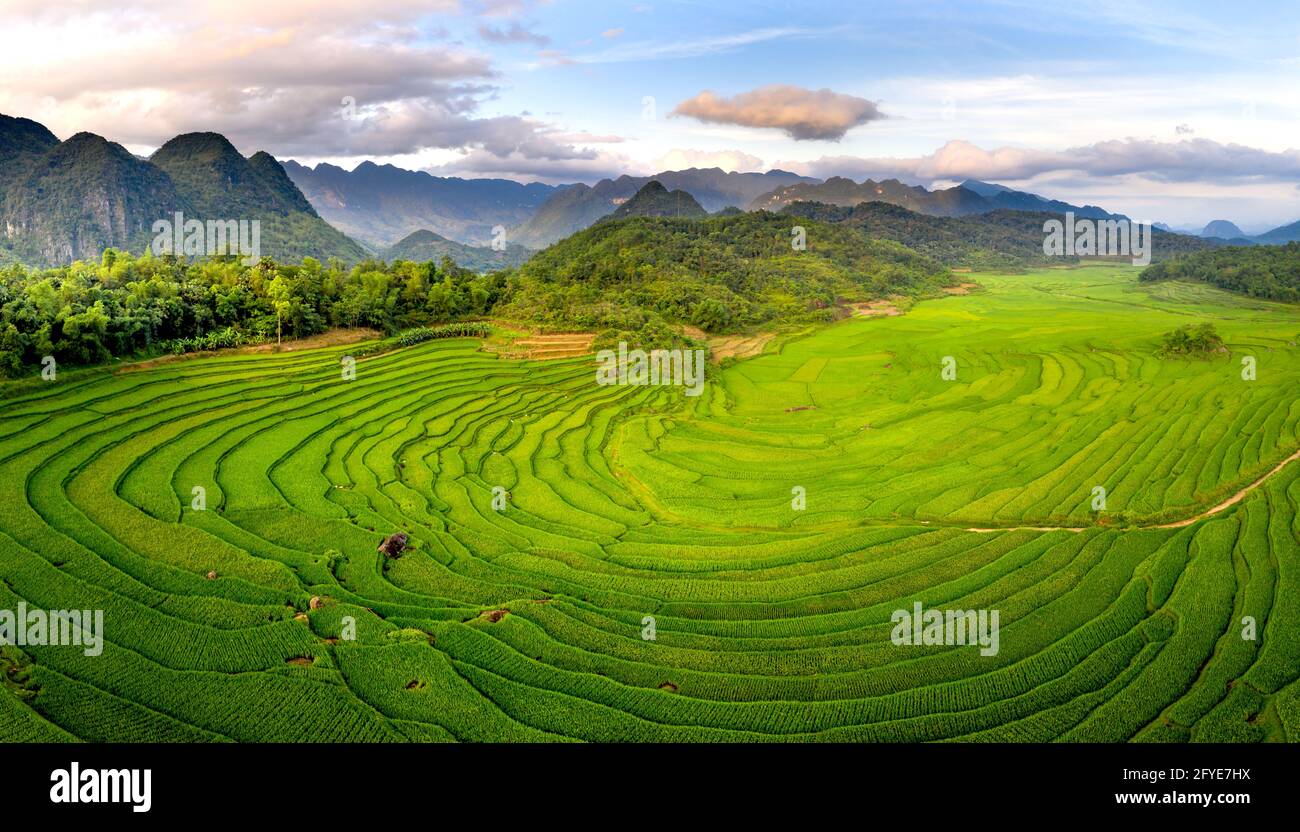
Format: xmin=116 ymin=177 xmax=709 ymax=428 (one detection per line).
xmin=572 ymin=26 xmax=830 ymax=64
xmin=672 ymin=85 xmax=884 ymax=141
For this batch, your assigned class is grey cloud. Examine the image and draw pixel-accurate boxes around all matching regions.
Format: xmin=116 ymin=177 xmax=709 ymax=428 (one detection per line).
xmin=0 ymin=0 xmax=605 ymax=168
xmin=426 ymin=147 xmax=635 ymax=184
xmin=478 ymin=22 xmax=550 ymax=46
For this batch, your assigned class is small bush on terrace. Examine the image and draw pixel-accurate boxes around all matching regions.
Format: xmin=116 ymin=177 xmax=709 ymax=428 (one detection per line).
xmin=1159 ymin=322 xmax=1225 ymax=357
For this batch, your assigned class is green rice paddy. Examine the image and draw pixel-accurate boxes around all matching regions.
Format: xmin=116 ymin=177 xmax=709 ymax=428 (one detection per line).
xmin=2 ymin=265 xmax=1298 ymax=742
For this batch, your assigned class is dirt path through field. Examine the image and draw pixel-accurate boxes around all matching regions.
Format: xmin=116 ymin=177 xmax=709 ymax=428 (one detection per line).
xmin=116 ymin=327 xmax=382 ymax=373
xmin=965 ymin=446 xmax=1300 ymax=533
xmin=708 ymin=332 xmax=774 ymax=362
xmin=848 ymin=300 xmax=902 ymax=317
xmin=1152 ymin=445 xmax=1300 ymax=528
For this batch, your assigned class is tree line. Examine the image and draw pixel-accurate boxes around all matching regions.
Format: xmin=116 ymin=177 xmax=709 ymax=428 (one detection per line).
xmin=0 ymin=249 xmax=504 ymax=376
xmin=1140 ymin=242 xmax=1300 ymax=302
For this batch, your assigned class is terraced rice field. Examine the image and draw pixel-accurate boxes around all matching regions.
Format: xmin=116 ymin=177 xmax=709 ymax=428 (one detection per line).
xmin=498 ymin=332 xmax=596 ymax=361
xmin=2 ymin=265 xmax=1298 ymax=742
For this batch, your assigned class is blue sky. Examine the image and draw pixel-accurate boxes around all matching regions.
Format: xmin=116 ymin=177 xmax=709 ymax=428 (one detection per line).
xmin=2 ymin=0 xmax=1299 ymax=228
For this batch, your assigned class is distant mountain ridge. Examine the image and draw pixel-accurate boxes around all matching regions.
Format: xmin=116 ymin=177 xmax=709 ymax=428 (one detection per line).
xmin=511 ymin=167 xmax=816 ymax=249
xmin=379 ymin=229 xmax=532 ymax=271
xmin=749 ymin=176 xmax=1123 ymax=220
xmin=283 ymin=160 xmax=557 ymax=249
xmin=1160 ymin=218 xmax=1300 ymax=245
xmin=1252 ymin=219 xmax=1300 ymax=245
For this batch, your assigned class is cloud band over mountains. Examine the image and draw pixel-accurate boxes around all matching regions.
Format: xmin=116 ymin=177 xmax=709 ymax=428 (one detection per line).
xmin=0 ymin=0 xmax=610 ymax=176
xmin=785 ymin=138 xmax=1300 ymax=186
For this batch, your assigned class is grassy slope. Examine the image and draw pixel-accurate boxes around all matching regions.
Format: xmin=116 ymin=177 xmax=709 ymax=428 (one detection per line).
xmin=620 ymin=266 xmax=1300 ymax=527
xmin=1 ymin=265 xmax=1297 ymax=742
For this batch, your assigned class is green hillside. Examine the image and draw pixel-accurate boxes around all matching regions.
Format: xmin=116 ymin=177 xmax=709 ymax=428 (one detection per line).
xmin=0 ymin=132 xmax=182 ymax=265
xmin=0 ymin=114 xmax=59 ymax=191
xmin=785 ymin=200 xmax=1215 ymax=269
xmin=150 ymin=133 xmax=367 ymax=264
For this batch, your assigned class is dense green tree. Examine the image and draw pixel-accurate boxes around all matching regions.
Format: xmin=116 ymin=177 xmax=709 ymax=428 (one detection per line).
xmin=498 ymin=212 xmax=951 ymax=347
xmin=1160 ymin=323 xmax=1226 ymax=356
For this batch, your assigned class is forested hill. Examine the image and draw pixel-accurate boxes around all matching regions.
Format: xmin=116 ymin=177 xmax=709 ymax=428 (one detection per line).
xmin=496 ymin=211 xmax=952 ymax=344
xmin=0 ymin=115 xmax=366 ymax=267
xmin=604 ymin=180 xmax=707 ymax=220
xmin=1140 ymin=242 xmax=1300 ymax=302
xmin=784 ymin=201 xmax=1062 ymax=269
xmin=147 ymin=132 xmax=368 ymax=264
xmin=784 ymin=200 xmax=1216 ymax=269
xmin=0 ymin=114 xmax=58 ymax=170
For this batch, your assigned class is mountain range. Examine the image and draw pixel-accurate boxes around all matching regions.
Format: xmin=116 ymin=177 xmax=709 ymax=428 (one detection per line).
xmin=379 ymin=229 xmax=532 ymax=271
xmin=749 ymin=176 xmax=1123 ymax=220
xmin=1249 ymin=220 xmax=1300 ymax=245
xmin=1160 ymin=218 xmax=1297 ymax=245
xmin=283 ymin=160 xmax=557 ymax=249
xmin=510 ymin=168 xmax=816 ymax=248
xmin=5 ymin=111 xmax=1300 ymax=272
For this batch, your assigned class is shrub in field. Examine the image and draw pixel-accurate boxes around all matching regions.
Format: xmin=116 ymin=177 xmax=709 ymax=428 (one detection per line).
xmin=1158 ymin=322 xmax=1225 ymax=357
xmin=396 ymin=323 xmax=491 ymax=346
xmin=157 ymin=326 xmax=265 ymax=355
